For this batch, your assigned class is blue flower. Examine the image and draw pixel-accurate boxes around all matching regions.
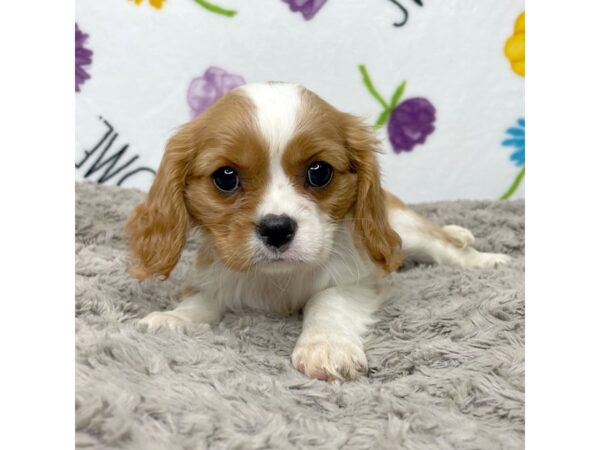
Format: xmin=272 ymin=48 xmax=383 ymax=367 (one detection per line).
xmin=502 ymin=118 xmax=525 ymax=167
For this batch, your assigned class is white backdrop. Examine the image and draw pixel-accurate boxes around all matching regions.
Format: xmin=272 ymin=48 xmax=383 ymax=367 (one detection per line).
xmin=75 ymin=0 xmax=525 ymax=202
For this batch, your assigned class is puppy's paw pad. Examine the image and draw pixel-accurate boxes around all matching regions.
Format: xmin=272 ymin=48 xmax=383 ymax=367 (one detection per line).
xmin=138 ymin=312 xmax=190 ymax=333
xmin=292 ymin=338 xmax=367 ymax=381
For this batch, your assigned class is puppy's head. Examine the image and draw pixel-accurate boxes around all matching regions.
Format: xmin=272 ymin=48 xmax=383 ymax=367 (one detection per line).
xmin=125 ymin=83 xmax=402 ymax=279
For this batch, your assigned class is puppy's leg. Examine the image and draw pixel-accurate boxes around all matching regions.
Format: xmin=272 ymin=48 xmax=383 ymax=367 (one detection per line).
xmin=139 ymin=291 xmax=224 ymax=332
xmin=292 ymin=285 xmax=382 ymax=381
xmin=386 ymin=191 xmax=510 ymax=268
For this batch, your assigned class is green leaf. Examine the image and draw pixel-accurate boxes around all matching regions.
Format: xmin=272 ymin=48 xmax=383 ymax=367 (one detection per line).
xmin=389 ymin=81 xmax=407 ymax=108
xmin=500 ymin=166 xmax=525 ymax=200
xmin=358 ymin=65 xmax=389 ymax=110
xmin=375 ymin=108 xmax=392 ymax=128
xmin=194 ymin=0 xmax=237 ymax=17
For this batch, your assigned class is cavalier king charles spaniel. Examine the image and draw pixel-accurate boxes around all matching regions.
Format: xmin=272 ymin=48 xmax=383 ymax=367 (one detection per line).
xmin=126 ymin=82 xmax=510 ymax=381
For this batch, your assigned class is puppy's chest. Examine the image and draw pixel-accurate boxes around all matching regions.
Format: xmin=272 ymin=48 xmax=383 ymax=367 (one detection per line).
xmin=183 ymin=230 xmax=375 ymax=315
xmin=187 ymin=267 xmax=330 ymax=315
xmin=184 ymin=253 xmax=374 ymax=315
xmin=237 ymin=272 xmax=329 ymax=314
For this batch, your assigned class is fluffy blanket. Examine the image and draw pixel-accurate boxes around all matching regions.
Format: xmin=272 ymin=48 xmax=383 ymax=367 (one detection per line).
xmin=75 ymin=182 xmax=524 ymax=449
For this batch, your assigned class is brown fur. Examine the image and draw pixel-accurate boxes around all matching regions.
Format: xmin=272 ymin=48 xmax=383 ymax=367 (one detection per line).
xmin=282 ymin=90 xmax=357 ymax=221
xmin=125 ymin=92 xmax=268 ymax=279
xmin=286 ymin=89 xmax=404 ymax=273
xmin=184 ymin=94 xmax=269 ymax=272
xmin=124 ymin=124 xmax=195 ymax=280
xmin=340 ymin=113 xmax=404 ymax=272
xmin=125 ymin=85 xmax=403 ymax=279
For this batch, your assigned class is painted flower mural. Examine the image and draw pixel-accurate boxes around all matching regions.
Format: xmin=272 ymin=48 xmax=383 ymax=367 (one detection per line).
xmin=502 ymin=12 xmax=525 ymax=199
xmin=130 ymin=0 xmax=165 ymax=9
xmin=281 ymin=0 xmax=328 ymax=20
xmin=187 ymin=67 xmax=246 ymax=118
xmin=194 ymin=0 xmax=237 ymax=17
xmin=129 ymin=0 xmax=237 ymax=16
xmin=505 ymin=11 xmax=525 ymax=77
xmin=500 ymin=118 xmax=525 ymax=199
xmin=359 ymin=65 xmax=436 ymax=153
xmin=75 ymin=24 xmax=93 ymax=92
xmin=388 ymin=98 xmax=436 ymax=152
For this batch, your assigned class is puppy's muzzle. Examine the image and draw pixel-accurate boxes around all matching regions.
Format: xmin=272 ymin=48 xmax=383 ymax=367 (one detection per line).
xmin=256 ymin=214 xmax=297 ymax=252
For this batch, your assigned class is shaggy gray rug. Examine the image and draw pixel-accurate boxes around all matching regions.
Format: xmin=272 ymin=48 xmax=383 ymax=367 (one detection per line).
xmin=75 ymin=182 xmax=524 ymax=450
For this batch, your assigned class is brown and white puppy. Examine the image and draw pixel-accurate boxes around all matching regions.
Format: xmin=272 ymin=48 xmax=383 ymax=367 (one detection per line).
xmin=125 ymin=82 xmax=509 ymax=381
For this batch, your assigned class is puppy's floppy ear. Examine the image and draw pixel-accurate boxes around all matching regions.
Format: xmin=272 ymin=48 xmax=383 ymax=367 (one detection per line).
xmin=125 ymin=125 xmax=195 ymax=280
xmin=343 ymin=114 xmax=404 ymax=273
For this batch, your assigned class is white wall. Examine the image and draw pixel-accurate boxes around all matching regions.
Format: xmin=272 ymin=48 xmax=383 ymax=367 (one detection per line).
xmin=76 ymin=0 xmax=525 ymax=202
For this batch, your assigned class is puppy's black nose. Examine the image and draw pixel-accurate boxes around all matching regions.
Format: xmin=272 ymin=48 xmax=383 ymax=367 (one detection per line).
xmin=257 ymin=214 xmax=297 ymax=250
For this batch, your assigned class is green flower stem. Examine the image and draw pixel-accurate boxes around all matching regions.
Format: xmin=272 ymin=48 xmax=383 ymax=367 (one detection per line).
xmin=194 ymin=0 xmax=237 ymax=17
xmin=373 ymin=83 xmax=406 ymax=129
xmin=500 ymin=166 xmax=525 ymax=200
xmin=359 ymin=65 xmax=389 ymax=111
xmin=374 ymin=110 xmax=391 ymax=130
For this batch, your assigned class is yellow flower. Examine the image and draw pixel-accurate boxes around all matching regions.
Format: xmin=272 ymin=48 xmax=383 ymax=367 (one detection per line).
xmin=505 ymin=11 xmax=525 ymax=76
xmin=130 ymin=0 xmax=165 ymax=9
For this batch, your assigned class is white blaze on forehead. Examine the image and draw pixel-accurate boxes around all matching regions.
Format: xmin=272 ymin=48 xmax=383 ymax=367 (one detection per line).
xmin=256 ymin=162 xmax=302 ymax=217
xmin=238 ymin=83 xmax=332 ymax=265
xmin=239 ymin=82 xmax=303 ymax=157
xmin=239 ymin=84 xmax=312 ymax=226
xmin=239 ymin=82 xmax=307 ymax=218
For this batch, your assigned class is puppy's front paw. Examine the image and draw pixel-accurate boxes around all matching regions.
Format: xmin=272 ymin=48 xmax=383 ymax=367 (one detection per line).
xmin=292 ymin=337 xmax=367 ymax=381
xmin=138 ymin=311 xmax=190 ymax=333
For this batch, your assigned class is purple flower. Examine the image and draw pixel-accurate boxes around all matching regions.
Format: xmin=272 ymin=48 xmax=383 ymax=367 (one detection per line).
xmin=281 ymin=0 xmax=328 ymax=20
xmin=387 ymin=98 xmax=436 ymax=152
xmin=75 ymin=23 xmax=93 ymax=92
xmin=187 ymin=67 xmax=245 ymax=118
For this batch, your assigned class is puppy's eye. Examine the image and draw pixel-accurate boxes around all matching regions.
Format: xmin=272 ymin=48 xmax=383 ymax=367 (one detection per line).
xmin=212 ymin=166 xmax=240 ymax=193
xmin=306 ymin=161 xmax=333 ymax=188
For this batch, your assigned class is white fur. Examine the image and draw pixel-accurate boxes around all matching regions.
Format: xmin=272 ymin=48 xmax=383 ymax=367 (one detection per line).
xmin=242 ymin=82 xmax=334 ymax=269
xmin=292 ymin=282 xmax=386 ymax=380
xmin=139 ymin=82 xmax=511 ymax=381
xmin=251 ymin=158 xmax=334 ymax=268
xmin=388 ymin=208 xmax=511 ymax=268
xmin=239 ymin=82 xmax=302 ymax=158
xmin=170 ymin=225 xmax=372 ymax=316
xmin=141 ymin=224 xmax=381 ymax=381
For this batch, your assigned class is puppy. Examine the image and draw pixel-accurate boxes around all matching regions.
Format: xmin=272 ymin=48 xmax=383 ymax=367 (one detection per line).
xmin=125 ymin=82 xmax=510 ymax=381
